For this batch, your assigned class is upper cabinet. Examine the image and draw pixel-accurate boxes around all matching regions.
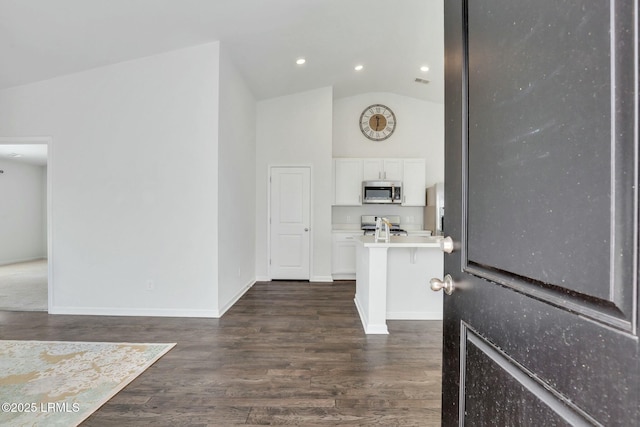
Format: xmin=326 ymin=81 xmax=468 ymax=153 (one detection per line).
xmin=362 ymin=158 xmax=403 ymax=181
xmin=333 ymin=158 xmax=426 ymax=206
xmin=333 ymin=158 xmax=363 ymax=206
xmin=401 ymin=159 xmax=426 ymax=206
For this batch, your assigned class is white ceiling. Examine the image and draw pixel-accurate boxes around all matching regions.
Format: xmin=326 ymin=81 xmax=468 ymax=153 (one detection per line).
xmin=0 ymin=0 xmax=444 ymax=102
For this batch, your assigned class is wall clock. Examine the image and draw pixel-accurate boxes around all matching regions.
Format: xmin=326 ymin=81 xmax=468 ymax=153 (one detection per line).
xmin=359 ymin=104 xmax=396 ymax=141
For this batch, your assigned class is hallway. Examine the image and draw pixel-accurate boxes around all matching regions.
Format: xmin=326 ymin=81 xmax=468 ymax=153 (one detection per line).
xmin=0 ymin=259 xmax=47 ymax=311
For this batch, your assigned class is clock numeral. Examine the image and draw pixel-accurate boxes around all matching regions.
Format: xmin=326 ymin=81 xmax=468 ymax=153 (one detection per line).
xmin=363 ymin=126 xmax=371 ymax=132
xmin=375 ymin=107 xmax=381 ymax=113
xmin=387 ymin=121 xmax=395 ymax=126
xmin=369 ymin=109 xmax=375 ymax=114
xmin=385 ymin=127 xmax=393 ymax=132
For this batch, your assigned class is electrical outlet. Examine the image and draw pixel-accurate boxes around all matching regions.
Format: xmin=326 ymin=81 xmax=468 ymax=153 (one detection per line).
xmin=146 ymin=280 xmax=154 ymax=291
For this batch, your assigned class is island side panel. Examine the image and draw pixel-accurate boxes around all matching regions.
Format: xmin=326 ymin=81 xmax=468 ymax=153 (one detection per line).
xmin=354 ymin=243 xmax=390 ymax=334
xmin=386 ymin=247 xmax=444 ymax=320
xmin=354 ymin=242 xmax=371 ymax=328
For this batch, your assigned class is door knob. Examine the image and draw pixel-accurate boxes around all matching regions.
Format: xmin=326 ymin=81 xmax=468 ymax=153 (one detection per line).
xmin=430 ymin=274 xmax=455 ymax=295
xmin=440 ymin=236 xmax=455 ymax=254
xmin=304 ymin=228 xmax=309 ymax=232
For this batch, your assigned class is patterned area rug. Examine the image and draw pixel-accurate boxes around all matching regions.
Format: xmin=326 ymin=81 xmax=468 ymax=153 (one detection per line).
xmin=0 ymin=340 xmax=175 ymax=426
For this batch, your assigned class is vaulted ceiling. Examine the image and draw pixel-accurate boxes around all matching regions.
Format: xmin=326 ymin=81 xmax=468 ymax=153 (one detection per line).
xmin=0 ymin=0 xmax=444 ymax=103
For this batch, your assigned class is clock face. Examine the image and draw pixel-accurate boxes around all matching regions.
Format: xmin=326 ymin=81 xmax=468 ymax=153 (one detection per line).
xmin=360 ymin=104 xmax=396 ymax=141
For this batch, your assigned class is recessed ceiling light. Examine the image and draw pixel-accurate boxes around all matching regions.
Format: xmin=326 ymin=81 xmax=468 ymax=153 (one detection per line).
xmin=354 ymin=64 xmax=364 ymax=71
xmin=420 ymin=65 xmax=430 ymax=72
xmin=296 ymin=58 xmax=306 ymax=65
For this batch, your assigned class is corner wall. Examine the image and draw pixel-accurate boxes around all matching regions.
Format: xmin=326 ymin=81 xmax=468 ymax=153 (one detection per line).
xmin=217 ymin=45 xmax=257 ymax=312
xmin=0 ymin=43 xmax=221 ymax=316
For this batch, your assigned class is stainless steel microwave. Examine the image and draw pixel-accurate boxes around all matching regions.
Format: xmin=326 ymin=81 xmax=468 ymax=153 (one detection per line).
xmin=362 ymin=180 xmax=402 ymax=204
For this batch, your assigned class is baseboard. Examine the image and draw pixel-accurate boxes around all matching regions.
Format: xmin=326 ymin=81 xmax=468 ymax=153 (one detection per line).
xmin=50 ymin=279 xmax=257 ymax=319
xmin=353 ymin=296 xmax=368 ymax=329
xmin=49 ymin=306 xmax=220 ymax=318
xmin=386 ymin=311 xmax=443 ymax=320
xmin=353 ymin=296 xmax=389 ymax=334
xmin=256 ymin=276 xmax=332 ymax=283
xmin=310 ymin=275 xmax=333 ymax=283
xmin=217 ymin=279 xmax=256 ymax=317
xmin=332 ymin=273 xmax=355 ymax=281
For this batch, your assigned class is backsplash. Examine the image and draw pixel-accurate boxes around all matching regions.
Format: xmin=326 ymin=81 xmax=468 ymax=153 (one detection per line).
xmin=332 ymin=205 xmax=424 ymax=230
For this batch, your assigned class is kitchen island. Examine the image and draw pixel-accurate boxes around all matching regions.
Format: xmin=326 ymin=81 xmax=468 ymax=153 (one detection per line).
xmin=354 ymin=235 xmax=444 ymax=334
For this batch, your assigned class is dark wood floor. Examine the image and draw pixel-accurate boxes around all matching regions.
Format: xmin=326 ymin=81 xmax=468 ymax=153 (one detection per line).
xmin=0 ymin=281 xmax=442 ymax=426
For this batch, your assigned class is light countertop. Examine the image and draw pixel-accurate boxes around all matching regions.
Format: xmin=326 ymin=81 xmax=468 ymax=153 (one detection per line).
xmin=332 ymin=226 xmax=434 ymax=235
xmin=356 ymin=235 xmax=443 ymax=248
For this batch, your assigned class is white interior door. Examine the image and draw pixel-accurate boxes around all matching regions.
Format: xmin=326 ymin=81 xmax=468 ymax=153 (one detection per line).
xmin=270 ymin=167 xmax=310 ymax=280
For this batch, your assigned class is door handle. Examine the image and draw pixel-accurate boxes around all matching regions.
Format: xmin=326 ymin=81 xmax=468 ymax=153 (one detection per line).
xmin=441 ymin=236 xmax=455 ymax=253
xmin=430 ymin=274 xmax=456 ymax=295
xmin=304 ymin=228 xmax=309 ymax=232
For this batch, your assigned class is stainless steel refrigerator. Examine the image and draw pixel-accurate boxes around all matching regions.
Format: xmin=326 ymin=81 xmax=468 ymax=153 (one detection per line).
xmin=424 ymin=182 xmax=444 ymax=235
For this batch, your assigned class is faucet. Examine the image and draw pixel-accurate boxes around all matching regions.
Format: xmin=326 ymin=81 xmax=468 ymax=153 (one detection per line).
xmin=374 ymin=217 xmax=391 ymax=242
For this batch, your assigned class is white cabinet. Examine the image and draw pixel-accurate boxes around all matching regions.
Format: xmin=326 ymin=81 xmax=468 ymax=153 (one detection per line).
xmin=333 ymin=159 xmax=363 ymax=206
xmin=363 ymin=159 xmax=403 ymax=181
xmin=332 ymin=157 xmax=426 ymax=206
xmin=401 ymin=159 xmax=426 ymax=206
xmin=332 ymin=231 xmax=361 ymax=279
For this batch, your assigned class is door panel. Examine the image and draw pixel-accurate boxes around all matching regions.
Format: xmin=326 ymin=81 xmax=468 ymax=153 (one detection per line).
xmin=467 ymin=0 xmax=616 ymax=304
xmin=270 ymin=167 xmax=310 ymax=280
xmin=278 ymin=173 xmax=304 ymax=223
xmin=462 ymin=324 xmax=590 ymax=426
xmin=443 ymin=0 xmax=639 ymax=425
xmin=277 ymin=235 xmax=304 ymax=267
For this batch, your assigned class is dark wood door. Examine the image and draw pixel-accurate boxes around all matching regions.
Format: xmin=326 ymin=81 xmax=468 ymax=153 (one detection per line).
xmin=442 ymin=1 xmax=639 ymax=425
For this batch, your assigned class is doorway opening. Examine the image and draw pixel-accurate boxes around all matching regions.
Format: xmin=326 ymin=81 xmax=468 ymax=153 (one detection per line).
xmin=0 ymin=137 xmax=51 ymax=312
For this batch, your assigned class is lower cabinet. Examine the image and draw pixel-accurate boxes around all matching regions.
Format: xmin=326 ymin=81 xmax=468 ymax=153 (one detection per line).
xmin=332 ymin=232 xmax=361 ymax=280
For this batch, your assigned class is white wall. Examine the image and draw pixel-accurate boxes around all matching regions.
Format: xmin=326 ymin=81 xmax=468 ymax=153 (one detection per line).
xmin=217 ymin=45 xmax=257 ymax=312
xmin=255 ymin=87 xmax=333 ymax=281
xmin=0 ymin=160 xmax=47 ymax=264
xmin=333 ymin=92 xmax=444 ymax=186
xmin=0 ymin=43 xmax=221 ymax=316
